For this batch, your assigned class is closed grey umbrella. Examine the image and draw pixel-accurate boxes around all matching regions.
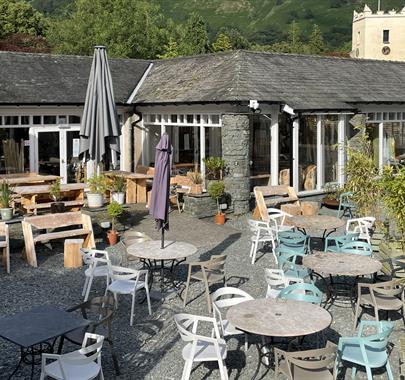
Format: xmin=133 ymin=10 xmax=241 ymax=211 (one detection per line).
xmin=149 ymin=133 xmax=172 ymax=249
xmin=79 ymin=46 xmax=120 ymax=171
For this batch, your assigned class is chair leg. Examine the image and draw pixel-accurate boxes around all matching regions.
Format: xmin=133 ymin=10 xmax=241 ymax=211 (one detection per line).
xmin=244 ymin=333 xmax=249 ymax=351
xmin=351 ymin=366 xmax=357 ymax=378
xmin=99 ymin=368 xmax=104 ymax=380
xmin=353 ymin=301 xmax=361 ymax=332
xmin=181 ymin=360 xmax=193 ymax=380
xmin=145 ymin=285 xmax=152 ymax=315
xmin=183 ymin=267 xmax=192 ymax=307
xmin=84 ymin=275 xmax=94 ymax=301
xmin=130 ymin=292 xmax=136 ymax=326
xmin=218 ymin=358 xmax=229 ymax=380
xmin=365 ymin=365 xmax=373 ymax=380
xmin=251 ymin=239 xmax=259 ymax=264
xmin=82 ymin=276 xmax=89 ymax=297
xmin=386 ymin=360 xmax=394 ymax=380
xmin=204 ymin=280 xmax=212 ymax=314
xmin=57 ymin=336 xmax=65 ymax=354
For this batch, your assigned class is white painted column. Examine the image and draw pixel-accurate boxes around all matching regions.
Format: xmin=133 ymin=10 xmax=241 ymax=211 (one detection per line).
xmin=270 ymin=108 xmax=279 ymax=186
xmin=200 ymin=126 xmax=206 ymax=178
xmin=29 ymin=127 xmax=36 ymax=173
xmin=338 ymin=114 xmax=346 ymax=186
xmin=316 ymin=115 xmax=324 ymax=190
xmin=120 ymin=117 xmax=132 ymax=172
xmin=378 ymin=122 xmax=384 ymax=171
xmin=292 ymin=118 xmax=300 ymax=192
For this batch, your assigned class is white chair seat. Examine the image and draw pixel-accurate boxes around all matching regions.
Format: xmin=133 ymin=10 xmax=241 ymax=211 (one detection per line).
xmin=182 ymin=339 xmax=227 ymax=362
xmin=85 ymin=265 xmax=109 ymax=278
xmin=266 ymin=288 xmax=282 ymax=299
xmin=107 ymin=279 xmax=146 ymax=294
xmin=44 ymin=351 xmax=101 ymax=380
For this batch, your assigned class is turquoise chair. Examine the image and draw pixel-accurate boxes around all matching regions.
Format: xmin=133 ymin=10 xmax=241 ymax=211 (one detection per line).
xmin=279 ymin=282 xmax=323 ymax=305
xmin=338 ymin=191 xmax=355 ymax=218
xmin=336 ymin=320 xmax=394 ymax=380
xmin=340 ymin=241 xmax=373 ymax=256
xmin=277 ymin=248 xmax=311 ymax=282
xmin=324 ymin=232 xmax=360 ymax=252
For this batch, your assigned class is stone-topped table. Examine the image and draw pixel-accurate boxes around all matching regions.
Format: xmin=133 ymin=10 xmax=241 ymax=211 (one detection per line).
xmin=287 ymin=215 xmax=345 ymax=236
xmin=127 ymin=240 xmax=197 ymax=293
xmin=227 ymin=298 xmax=332 ymax=338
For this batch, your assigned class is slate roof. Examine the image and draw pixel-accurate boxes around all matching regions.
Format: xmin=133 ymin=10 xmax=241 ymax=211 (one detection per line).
xmin=134 ymin=50 xmax=405 ymax=110
xmin=0 ymin=51 xmax=151 ymax=105
xmin=1 ymin=50 xmax=405 ymax=110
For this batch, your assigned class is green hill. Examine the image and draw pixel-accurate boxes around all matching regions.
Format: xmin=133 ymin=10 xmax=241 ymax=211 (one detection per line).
xmin=31 ymin=0 xmax=405 ymax=49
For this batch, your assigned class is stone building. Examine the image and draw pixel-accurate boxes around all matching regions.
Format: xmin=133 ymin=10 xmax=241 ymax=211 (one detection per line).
xmin=351 ymin=4 xmax=405 ymax=61
xmin=2 ymin=49 xmax=405 ymax=214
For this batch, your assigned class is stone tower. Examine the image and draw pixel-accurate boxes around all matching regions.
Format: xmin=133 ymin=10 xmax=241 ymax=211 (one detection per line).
xmin=351 ymin=4 xmax=405 ymax=61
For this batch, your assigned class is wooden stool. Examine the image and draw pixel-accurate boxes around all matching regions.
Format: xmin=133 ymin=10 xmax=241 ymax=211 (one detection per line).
xmin=301 ymin=201 xmax=319 ymax=216
xmin=64 ymin=238 xmax=84 ymax=268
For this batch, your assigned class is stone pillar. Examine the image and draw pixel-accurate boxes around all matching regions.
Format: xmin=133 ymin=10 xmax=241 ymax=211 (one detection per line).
xmin=222 ymin=113 xmax=251 ymax=215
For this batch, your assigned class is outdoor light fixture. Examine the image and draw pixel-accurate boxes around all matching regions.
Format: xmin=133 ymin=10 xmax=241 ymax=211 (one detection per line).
xmin=282 ymin=103 xmax=295 ymax=116
xmin=249 ymin=100 xmax=261 ymax=113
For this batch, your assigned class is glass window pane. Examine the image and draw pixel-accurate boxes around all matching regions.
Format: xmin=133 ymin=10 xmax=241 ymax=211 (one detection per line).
xmin=383 ymin=122 xmax=405 ymax=165
xmin=4 ymin=116 xmax=18 ymax=125
xmin=171 ymin=114 xmax=177 ymax=123
xmin=21 ymin=116 xmax=30 ymax=125
xmin=389 ymin=112 xmax=396 ymax=121
xmin=299 ymin=115 xmax=317 ymax=191
xmin=279 ymin=113 xmax=291 ymax=186
xmin=251 ymin=115 xmax=271 ymax=187
xmin=44 ymin=116 xmax=57 ymax=124
xmin=0 ymin=127 xmax=30 ymax=173
xmin=69 ymin=115 xmax=80 ymax=124
xmin=324 ymin=115 xmax=339 ymax=186
xmin=202 ymin=114 xmax=209 ymax=124
xmin=383 ymin=112 xmax=388 ymax=121
xmin=367 ymin=113 xmax=375 ymax=121
xmin=179 ymin=115 xmax=184 ymax=123
xmin=211 ymin=115 xmax=220 ymax=125
xmin=376 ymin=112 xmax=382 ymax=121
xmin=366 ymin=123 xmax=380 ymax=167
xmin=186 ymin=115 xmax=193 ymax=124
xmin=33 ymin=116 xmax=41 ymax=124
xmin=58 ymin=115 xmax=67 ymax=124
xmin=196 ymin=115 xmax=201 ymax=123
xmin=0 ymin=116 xmax=2 ymax=126
xmin=149 ymin=114 xmax=156 ymax=123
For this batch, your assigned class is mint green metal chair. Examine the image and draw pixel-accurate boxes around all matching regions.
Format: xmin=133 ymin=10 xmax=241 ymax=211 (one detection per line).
xmin=340 ymin=241 xmax=373 ymax=256
xmin=277 ymin=247 xmax=311 ymax=283
xmin=324 ymin=232 xmax=360 ymax=252
xmin=336 ymin=320 xmax=394 ymax=380
xmin=338 ymin=191 xmax=355 ymax=218
xmin=279 ymin=283 xmax=323 ymax=305
xmin=278 ymin=230 xmax=310 ymax=251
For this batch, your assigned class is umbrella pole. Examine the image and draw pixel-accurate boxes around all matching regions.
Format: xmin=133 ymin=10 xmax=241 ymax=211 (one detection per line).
xmin=161 ymin=229 xmax=164 ymax=249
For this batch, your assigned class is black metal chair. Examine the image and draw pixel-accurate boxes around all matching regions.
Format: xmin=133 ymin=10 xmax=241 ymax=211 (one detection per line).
xmin=58 ymin=295 xmax=119 ymax=375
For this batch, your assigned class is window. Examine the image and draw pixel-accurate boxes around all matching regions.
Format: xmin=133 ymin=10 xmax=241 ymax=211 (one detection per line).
xmin=43 ymin=116 xmax=57 ymax=124
xmin=251 ymin=115 xmax=271 ymax=181
xmin=68 ymin=115 xmax=80 ymax=124
xmin=323 ymin=116 xmax=339 ymax=186
xmin=4 ymin=116 xmax=18 ymax=125
xmin=299 ymin=116 xmax=317 ymax=191
xmin=383 ymin=30 xmax=390 ymax=43
xmin=21 ymin=116 xmax=30 ymax=125
xmin=33 ymin=116 xmax=41 ymax=124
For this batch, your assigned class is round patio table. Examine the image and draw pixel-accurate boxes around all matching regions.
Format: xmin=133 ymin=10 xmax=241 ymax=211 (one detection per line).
xmin=127 ymin=240 xmax=197 ymax=293
xmin=303 ymin=251 xmax=382 ymax=307
xmin=227 ymin=298 xmax=332 ymax=379
xmin=286 ymin=215 xmax=345 ymax=239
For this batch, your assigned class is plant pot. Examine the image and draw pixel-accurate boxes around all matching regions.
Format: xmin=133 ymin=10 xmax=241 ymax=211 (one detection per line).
xmin=214 ymin=212 xmax=226 ymax=225
xmin=190 ymin=184 xmax=203 ymax=195
xmin=50 ymin=202 xmax=65 ymax=214
xmin=112 ymin=192 xmax=125 ymax=205
xmin=107 ymin=230 xmax=119 ymax=246
xmin=87 ymin=193 xmax=104 ymax=208
xmin=0 ymin=207 xmax=13 ymax=221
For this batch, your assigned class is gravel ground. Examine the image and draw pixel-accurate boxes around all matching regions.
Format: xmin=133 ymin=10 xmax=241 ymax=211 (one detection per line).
xmin=0 ymin=205 xmax=402 ymax=379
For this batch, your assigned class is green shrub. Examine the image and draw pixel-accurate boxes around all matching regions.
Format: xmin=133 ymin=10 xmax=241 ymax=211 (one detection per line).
xmin=208 ymin=180 xmax=225 ymax=213
xmin=110 ymin=175 xmax=126 ymax=193
xmin=0 ymin=180 xmax=12 ymax=208
xmin=87 ymin=174 xmax=107 ymax=194
xmin=49 ymin=179 xmax=61 ymax=202
xmin=203 ymin=156 xmax=225 ymax=179
xmin=107 ymin=201 xmax=123 ymax=231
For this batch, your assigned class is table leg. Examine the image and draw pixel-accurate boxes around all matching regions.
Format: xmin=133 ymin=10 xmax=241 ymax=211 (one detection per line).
xmin=136 ymin=179 xmax=147 ymax=203
xmin=6 ymin=348 xmax=23 ymax=379
xmin=126 ymin=178 xmax=137 ymax=204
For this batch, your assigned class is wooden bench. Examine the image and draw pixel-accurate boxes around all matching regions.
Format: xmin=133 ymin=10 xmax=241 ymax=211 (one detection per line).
xmin=22 ymin=211 xmax=95 ymax=267
xmin=0 ymin=223 xmax=10 ymax=273
xmin=23 ymin=200 xmax=85 ymax=214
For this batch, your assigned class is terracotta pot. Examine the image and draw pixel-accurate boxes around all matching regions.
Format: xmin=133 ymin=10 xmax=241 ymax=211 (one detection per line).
xmin=107 ymin=230 xmax=119 ymax=246
xmin=50 ymin=202 xmax=65 ymax=213
xmin=214 ymin=212 xmax=226 ymax=225
xmin=191 ymin=184 xmax=203 ymax=195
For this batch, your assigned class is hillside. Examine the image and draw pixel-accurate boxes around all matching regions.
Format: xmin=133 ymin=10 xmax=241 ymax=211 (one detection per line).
xmin=31 ymin=0 xmax=405 ymax=49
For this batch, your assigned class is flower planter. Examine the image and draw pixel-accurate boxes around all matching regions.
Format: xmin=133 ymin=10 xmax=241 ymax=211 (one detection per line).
xmin=107 ymin=230 xmax=119 ymax=246
xmin=50 ymin=202 xmax=65 ymax=214
xmin=0 ymin=207 xmax=13 ymax=221
xmin=214 ymin=212 xmax=226 ymax=225
xmin=190 ymin=184 xmax=203 ymax=195
xmin=87 ymin=193 xmax=104 ymax=208
xmin=112 ymin=192 xmax=125 ymax=205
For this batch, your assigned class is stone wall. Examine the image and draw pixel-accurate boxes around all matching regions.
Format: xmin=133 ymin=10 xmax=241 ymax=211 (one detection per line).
xmin=183 ymin=194 xmax=218 ymax=218
xmin=222 ymin=113 xmax=251 ymax=215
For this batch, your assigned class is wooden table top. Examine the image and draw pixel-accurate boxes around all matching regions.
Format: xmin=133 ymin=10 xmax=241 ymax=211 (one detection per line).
xmin=13 ymin=183 xmax=86 ymax=195
xmin=227 ymin=298 xmax=332 ymax=337
xmin=127 ymin=240 xmax=197 ymax=261
xmin=287 ymin=215 xmax=345 ymax=231
xmin=0 ymin=175 xmax=60 ymax=185
xmin=303 ymin=251 xmax=382 ymax=277
xmin=104 ymin=171 xmax=153 ymax=180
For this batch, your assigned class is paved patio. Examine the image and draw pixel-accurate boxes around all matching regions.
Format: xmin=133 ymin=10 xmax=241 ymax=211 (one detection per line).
xmin=0 ymin=205 xmax=402 ymax=379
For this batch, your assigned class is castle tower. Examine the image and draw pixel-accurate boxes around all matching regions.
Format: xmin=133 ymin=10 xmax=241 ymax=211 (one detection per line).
xmin=351 ymin=4 xmax=405 ymax=61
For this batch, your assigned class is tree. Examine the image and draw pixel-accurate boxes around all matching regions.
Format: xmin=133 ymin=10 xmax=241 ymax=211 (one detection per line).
xmin=0 ymin=33 xmax=50 ymax=53
xmin=46 ymin=0 xmax=166 ymax=59
xmin=306 ymin=24 xmax=325 ymax=54
xmin=286 ymin=20 xmax=303 ymax=53
xmin=211 ymin=33 xmax=232 ymax=52
xmin=157 ymin=37 xmax=180 ymax=59
xmin=219 ymin=28 xmax=250 ymax=50
xmin=0 ymin=0 xmax=47 ymax=38
xmin=178 ymin=13 xmax=209 ymax=56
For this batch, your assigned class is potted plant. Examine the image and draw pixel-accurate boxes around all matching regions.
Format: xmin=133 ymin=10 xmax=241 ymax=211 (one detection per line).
xmin=49 ymin=179 xmax=65 ymax=213
xmin=0 ymin=180 xmax=13 ymax=221
xmin=107 ymin=201 xmax=123 ymax=245
xmin=188 ymin=171 xmax=203 ymax=194
xmin=110 ymin=175 xmax=126 ymax=205
xmin=208 ymin=180 xmax=226 ymax=225
xmin=203 ymin=156 xmax=225 ymax=180
xmin=86 ymin=174 xmax=107 ymax=208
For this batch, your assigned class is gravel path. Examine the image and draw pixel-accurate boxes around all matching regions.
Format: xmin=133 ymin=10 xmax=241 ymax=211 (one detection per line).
xmin=0 ymin=205 xmax=402 ymax=379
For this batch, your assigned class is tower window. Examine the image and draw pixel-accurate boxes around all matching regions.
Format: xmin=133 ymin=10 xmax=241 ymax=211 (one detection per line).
xmin=383 ymin=30 xmax=390 ymax=43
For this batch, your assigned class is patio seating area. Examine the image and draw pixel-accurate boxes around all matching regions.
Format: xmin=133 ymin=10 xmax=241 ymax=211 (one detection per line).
xmin=0 ymin=203 xmax=403 ymax=379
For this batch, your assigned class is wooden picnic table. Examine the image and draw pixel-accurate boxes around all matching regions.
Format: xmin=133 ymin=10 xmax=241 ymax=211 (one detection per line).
xmin=0 ymin=174 xmax=60 ymax=186
xmin=13 ymin=183 xmax=86 ymax=214
xmin=104 ymin=171 xmax=154 ymax=204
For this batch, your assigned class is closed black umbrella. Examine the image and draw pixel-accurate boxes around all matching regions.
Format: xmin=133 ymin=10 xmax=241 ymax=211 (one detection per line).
xmin=149 ymin=133 xmax=172 ymax=249
xmin=79 ymin=46 xmax=120 ymax=173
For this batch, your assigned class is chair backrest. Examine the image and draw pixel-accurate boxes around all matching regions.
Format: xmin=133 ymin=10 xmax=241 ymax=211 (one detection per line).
xmin=370 ymin=279 xmax=404 ymax=298
xmin=254 ymin=188 xmax=269 ymax=222
xmin=81 ymin=248 xmax=110 ymax=266
xmin=278 ymin=231 xmax=309 ymax=250
xmin=340 ymin=241 xmax=372 ymax=256
xmin=279 ymin=283 xmax=323 ymax=305
xmin=346 ymin=217 xmax=375 ymax=236
xmin=205 ymin=255 xmax=227 ymax=273
xmin=264 ymin=268 xmax=289 ymax=298
xmin=174 ymin=313 xmax=221 ymax=342
xmin=61 ymin=333 xmax=104 ymax=367
xmin=109 ymin=265 xmax=148 ymax=284
xmin=340 ymin=191 xmax=353 ymax=204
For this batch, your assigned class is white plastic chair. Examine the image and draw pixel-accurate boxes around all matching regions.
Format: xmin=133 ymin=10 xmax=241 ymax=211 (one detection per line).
xmin=248 ymin=219 xmax=277 ymax=265
xmin=264 ymin=268 xmax=303 ymax=298
xmin=212 ymin=287 xmax=253 ymax=351
xmin=174 ymin=313 xmax=228 ymax=380
xmin=81 ymin=249 xmax=111 ymax=302
xmin=106 ymin=266 xmax=151 ymax=326
xmin=40 ymin=333 xmax=104 ymax=380
xmin=346 ymin=217 xmax=375 ymax=245
xmin=267 ymin=208 xmax=294 ymax=234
